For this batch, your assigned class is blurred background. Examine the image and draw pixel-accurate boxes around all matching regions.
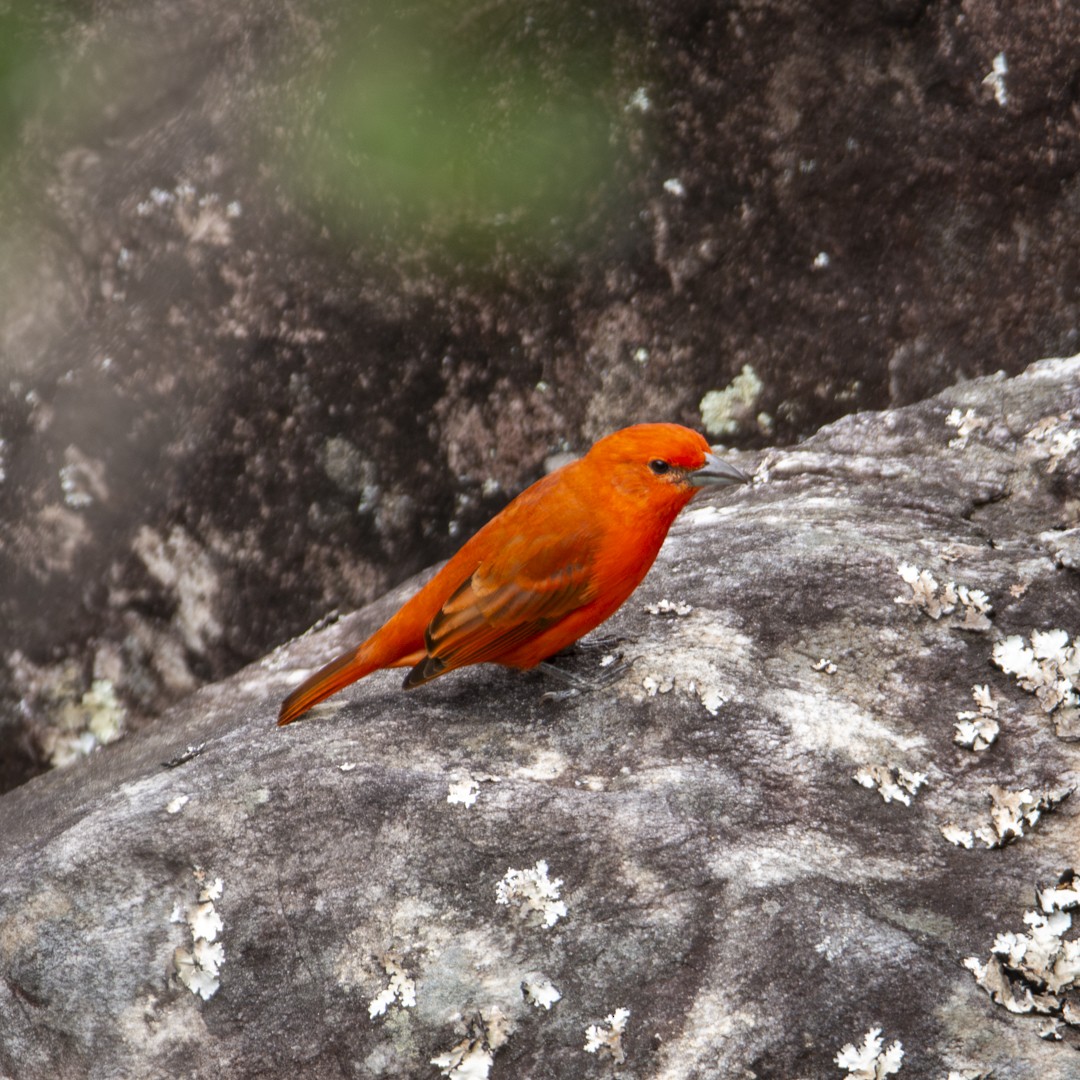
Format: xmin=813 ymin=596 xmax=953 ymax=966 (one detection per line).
xmin=2 ymin=0 xmax=1079 ymax=789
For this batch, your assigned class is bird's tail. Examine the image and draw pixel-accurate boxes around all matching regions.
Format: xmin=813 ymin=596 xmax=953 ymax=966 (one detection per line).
xmin=277 ymin=645 xmax=380 ymax=726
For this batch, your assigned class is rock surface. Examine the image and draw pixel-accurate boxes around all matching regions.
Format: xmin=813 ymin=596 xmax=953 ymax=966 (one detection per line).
xmin=4 ymin=0 xmax=1080 ymax=789
xmin=2 ymin=355 xmax=1078 ymax=1079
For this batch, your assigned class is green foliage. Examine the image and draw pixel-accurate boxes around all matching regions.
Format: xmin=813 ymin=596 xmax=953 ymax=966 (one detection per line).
xmin=0 ymin=2 xmax=75 ymax=165
xmin=288 ymin=2 xmax=627 ymax=259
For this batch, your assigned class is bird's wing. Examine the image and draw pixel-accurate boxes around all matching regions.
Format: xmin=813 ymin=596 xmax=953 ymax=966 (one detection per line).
xmin=403 ymin=527 xmax=598 ymax=687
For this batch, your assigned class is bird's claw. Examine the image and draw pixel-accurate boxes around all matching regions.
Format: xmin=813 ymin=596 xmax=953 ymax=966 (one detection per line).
xmin=541 ymin=687 xmax=582 ymax=703
xmin=537 ymin=655 xmax=637 ymax=701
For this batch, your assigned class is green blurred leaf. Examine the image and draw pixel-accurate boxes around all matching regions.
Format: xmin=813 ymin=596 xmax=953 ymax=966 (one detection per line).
xmin=290 ymin=3 xmax=625 ymax=257
xmin=0 ymin=2 xmax=75 ymax=165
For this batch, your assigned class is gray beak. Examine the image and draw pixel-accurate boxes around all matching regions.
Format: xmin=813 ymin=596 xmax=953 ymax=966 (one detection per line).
xmin=688 ymin=452 xmax=752 ymax=488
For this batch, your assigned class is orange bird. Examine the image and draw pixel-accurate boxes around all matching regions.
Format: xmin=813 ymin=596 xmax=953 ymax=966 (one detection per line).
xmin=278 ymin=423 xmax=749 ymax=725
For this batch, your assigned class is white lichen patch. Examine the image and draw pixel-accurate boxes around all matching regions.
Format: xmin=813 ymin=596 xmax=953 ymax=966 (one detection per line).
xmin=981 ymin=784 xmax=1071 ymax=847
xmin=1048 ymin=428 xmax=1080 ymax=469
xmin=641 ymin=674 xmax=675 ymax=696
xmin=1041 ymin=527 xmax=1080 ymax=574
xmin=42 ymin=677 xmax=127 ymax=768
xmin=171 ymin=867 xmax=224 ymax=1001
xmin=368 ymin=955 xmax=416 ymax=1019
xmin=645 ymin=598 xmax=693 ymax=616
xmin=432 ymin=1038 xmax=493 ymax=1080
xmin=177 ymin=185 xmax=235 ymax=245
xmin=993 ymin=630 xmax=1079 ymax=718
xmin=982 ymin=51 xmax=1008 ymax=107
xmin=699 ymin=364 xmax=764 ymax=437
xmin=431 ymin=1008 xmax=512 ymax=1080
xmin=495 ymin=860 xmax=567 ymax=929
xmin=135 ymin=181 xmax=241 ymax=235
xmin=946 ymin=408 xmax=991 ymax=450
xmin=813 ymin=658 xmax=838 ymax=674
xmin=895 ymin=564 xmax=992 ymax=631
xmin=60 ymin=445 xmax=109 ymax=507
xmin=447 ymin=773 xmax=498 ymax=807
xmin=1039 ymin=877 xmax=1080 ymax=911
xmin=952 ymin=717 xmax=998 ymax=751
xmin=964 ymin=870 xmax=1080 ymax=1028
xmin=1026 ymin=414 xmax=1080 ymax=473
xmin=939 ymin=822 xmax=975 ymax=849
xmin=448 ymin=778 xmax=480 ymax=807
xmin=696 ymin=684 xmax=725 ymax=715
xmin=834 ymin=1027 xmax=904 ymax=1078
xmin=854 ymin=764 xmax=927 ymax=806
xmin=522 ymin=976 xmax=561 ymax=1011
xmin=165 ymin=794 xmax=190 ymax=814
xmin=953 ymin=684 xmax=1000 ymax=751
xmin=633 ymin=666 xmax=726 ymax=715
xmin=1038 ymin=1017 xmax=1065 ymax=1040
xmin=628 ymin=616 xmax=749 ymax=716
xmin=941 ymin=785 xmax=1072 ymax=848
xmin=584 ymin=1007 xmax=630 ymax=1064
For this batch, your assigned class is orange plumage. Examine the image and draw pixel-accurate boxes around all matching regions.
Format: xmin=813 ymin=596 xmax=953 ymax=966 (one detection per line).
xmin=277 ymin=423 xmax=749 ymax=725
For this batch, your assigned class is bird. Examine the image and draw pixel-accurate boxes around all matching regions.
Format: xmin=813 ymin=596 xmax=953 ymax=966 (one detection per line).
xmin=277 ymin=422 xmax=750 ymax=725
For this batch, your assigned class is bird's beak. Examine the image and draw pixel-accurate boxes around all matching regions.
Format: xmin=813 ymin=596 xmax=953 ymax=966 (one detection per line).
xmin=688 ymin=452 xmax=752 ymax=488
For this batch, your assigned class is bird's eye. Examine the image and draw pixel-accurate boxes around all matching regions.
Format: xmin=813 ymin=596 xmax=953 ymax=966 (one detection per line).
xmin=648 ymin=459 xmax=671 ymax=475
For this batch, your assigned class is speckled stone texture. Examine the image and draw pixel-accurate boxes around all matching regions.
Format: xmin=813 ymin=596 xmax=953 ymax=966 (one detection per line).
xmin=1 ymin=355 xmax=1078 ymax=1078
xmin=2 ymin=1 xmax=1079 ymax=795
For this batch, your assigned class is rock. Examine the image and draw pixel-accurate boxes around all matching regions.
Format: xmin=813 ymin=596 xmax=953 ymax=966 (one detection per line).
xmin=5 ymin=0 xmax=1080 ymax=790
xmin=2 ymin=355 xmax=1078 ymax=1078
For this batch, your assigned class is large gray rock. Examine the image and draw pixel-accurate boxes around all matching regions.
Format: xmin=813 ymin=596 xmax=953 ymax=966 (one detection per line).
xmin=5 ymin=0 xmax=1080 ymax=790
xmin=2 ymin=355 xmax=1078 ymax=1078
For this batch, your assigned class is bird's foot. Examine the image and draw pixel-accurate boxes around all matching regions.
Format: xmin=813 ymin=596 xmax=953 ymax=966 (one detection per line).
xmin=538 ymin=655 xmax=636 ymax=701
xmin=560 ymin=634 xmax=627 ymax=655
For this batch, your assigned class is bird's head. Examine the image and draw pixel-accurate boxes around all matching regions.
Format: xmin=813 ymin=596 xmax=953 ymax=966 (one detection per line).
xmin=585 ymin=423 xmax=750 ymax=513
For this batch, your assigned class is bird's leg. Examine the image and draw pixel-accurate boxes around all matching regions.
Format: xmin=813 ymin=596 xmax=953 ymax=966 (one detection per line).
xmin=539 ymin=634 xmax=632 ymax=700
xmin=558 ymin=633 xmax=627 ymax=655
xmin=537 ymin=655 xmax=636 ymax=701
